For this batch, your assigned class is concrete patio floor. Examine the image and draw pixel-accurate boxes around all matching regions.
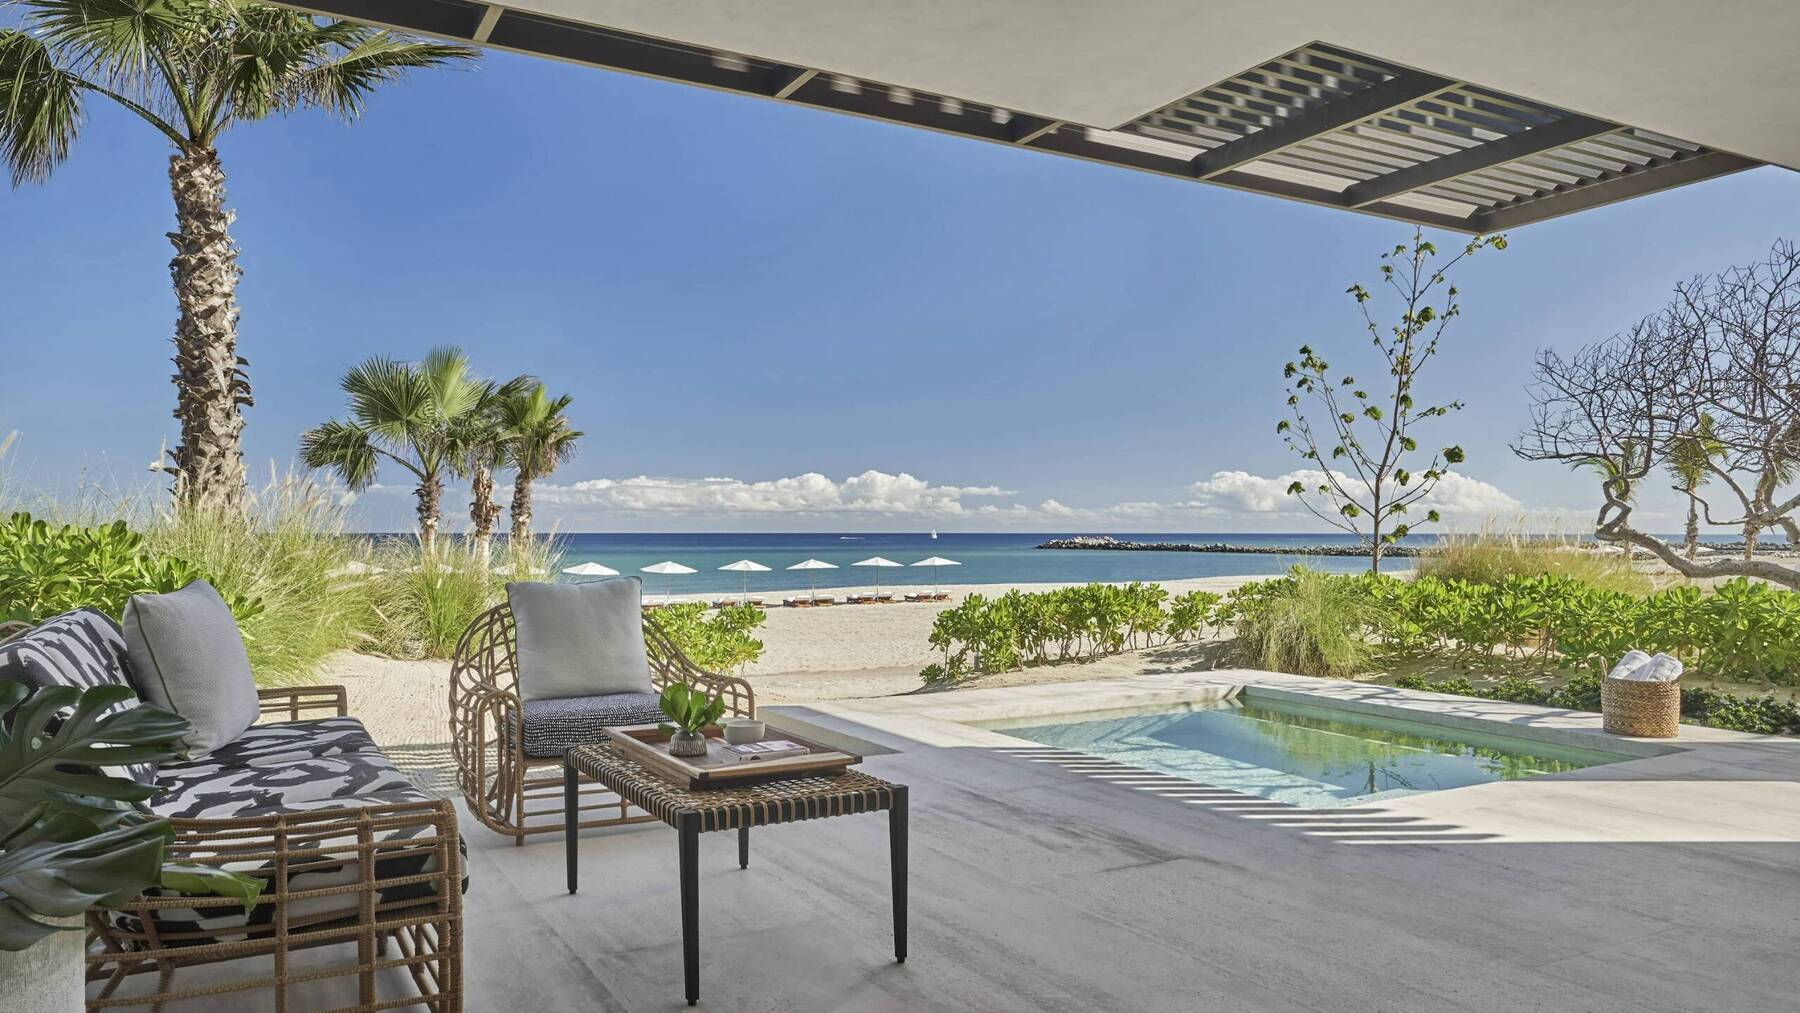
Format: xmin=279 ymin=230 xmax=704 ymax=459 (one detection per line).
xmin=445 ymin=671 xmax=1800 ymax=1011
xmin=154 ymin=671 xmax=1800 ymax=1011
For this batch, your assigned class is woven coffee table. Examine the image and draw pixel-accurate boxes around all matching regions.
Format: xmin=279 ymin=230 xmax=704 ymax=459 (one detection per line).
xmin=563 ymin=742 xmax=908 ymax=1006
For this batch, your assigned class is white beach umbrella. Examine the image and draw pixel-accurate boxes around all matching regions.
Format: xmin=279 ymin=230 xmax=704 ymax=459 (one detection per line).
xmin=641 ymin=560 xmax=697 ymax=600
xmin=717 ymin=559 xmax=771 ymax=598
xmin=910 ymin=556 xmax=961 ymax=597
xmin=561 ymin=561 xmax=620 ymax=582
xmin=786 ymin=558 xmax=839 ymax=601
xmin=853 ymin=557 xmax=905 ymax=599
xmin=493 ymin=562 xmax=547 ymax=577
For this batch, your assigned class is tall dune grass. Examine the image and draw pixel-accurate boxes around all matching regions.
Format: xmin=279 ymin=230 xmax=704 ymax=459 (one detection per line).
xmin=363 ymin=536 xmax=561 ymax=659
xmin=1228 ymin=568 xmax=1388 ymax=677
xmin=142 ymin=474 xmax=375 ymax=683
xmin=1418 ymin=520 xmax=1650 ymax=595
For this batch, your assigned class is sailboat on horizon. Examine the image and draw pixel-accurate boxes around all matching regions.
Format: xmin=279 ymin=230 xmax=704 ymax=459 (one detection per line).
xmin=930 ymin=529 xmax=938 ymax=539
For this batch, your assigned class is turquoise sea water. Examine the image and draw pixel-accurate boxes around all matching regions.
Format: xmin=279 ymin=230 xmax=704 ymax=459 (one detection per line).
xmin=994 ymin=696 xmax=1623 ymax=808
xmin=540 ymin=532 xmax=1404 ymax=596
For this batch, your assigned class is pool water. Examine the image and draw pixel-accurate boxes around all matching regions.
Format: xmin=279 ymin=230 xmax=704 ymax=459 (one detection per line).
xmin=993 ymin=696 xmax=1625 ymax=808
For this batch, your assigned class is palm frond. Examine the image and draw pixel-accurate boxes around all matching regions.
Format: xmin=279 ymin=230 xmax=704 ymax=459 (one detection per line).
xmin=417 ymin=345 xmax=483 ymax=423
xmin=297 ymin=419 xmax=379 ymax=490
xmin=341 ymin=355 xmax=426 ymax=444
xmin=0 ymin=30 xmax=83 ymax=185
xmin=276 ymin=27 xmax=474 ymax=122
xmin=10 ymin=0 xmax=190 ymax=99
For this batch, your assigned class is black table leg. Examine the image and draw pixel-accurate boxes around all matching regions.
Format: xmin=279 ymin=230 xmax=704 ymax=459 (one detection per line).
xmin=890 ymin=784 xmax=908 ymax=964
xmin=564 ymin=759 xmax=579 ymax=894
xmin=738 ymin=826 xmax=749 ymax=869
xmin=680 ymin=813 xmax=700 ymax=1005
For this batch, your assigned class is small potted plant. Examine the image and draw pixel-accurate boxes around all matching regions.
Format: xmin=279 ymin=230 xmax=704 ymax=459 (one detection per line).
xmin=657 ymin=683 xmax=726 ymax=757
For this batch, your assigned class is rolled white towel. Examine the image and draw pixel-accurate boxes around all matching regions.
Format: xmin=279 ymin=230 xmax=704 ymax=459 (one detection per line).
xmin=1625 ymin=652 xmax=1684 ymax=682
xmin=1606 ymin=650 xmax=1653 ymax=681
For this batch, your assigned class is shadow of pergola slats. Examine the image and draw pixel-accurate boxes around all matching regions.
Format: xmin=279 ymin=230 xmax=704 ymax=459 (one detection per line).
xmin=989 ymin=745 xmax=1499 ymax=844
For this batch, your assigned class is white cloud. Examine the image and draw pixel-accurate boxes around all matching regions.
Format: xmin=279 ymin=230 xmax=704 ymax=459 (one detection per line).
xmin=535 ymin=470 xmax=1013 ymax=518
xmin=1190 ymin=469 xmax=1524 ymax=520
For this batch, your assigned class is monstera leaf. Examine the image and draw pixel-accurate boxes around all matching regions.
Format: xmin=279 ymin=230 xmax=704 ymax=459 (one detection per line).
xmin=0 ymin=682 xmax=262 ymax=951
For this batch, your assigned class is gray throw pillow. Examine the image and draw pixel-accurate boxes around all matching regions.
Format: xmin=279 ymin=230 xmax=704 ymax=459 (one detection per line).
xmin=122 ymin=580 xmax=260 ymax=758
xmin=508 ymin=578 xmax=652 ymax=702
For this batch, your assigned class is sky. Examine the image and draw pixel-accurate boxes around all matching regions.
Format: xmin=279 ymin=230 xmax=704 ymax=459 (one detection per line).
xmin=6 ymin=45 xmax=1800 ymax=534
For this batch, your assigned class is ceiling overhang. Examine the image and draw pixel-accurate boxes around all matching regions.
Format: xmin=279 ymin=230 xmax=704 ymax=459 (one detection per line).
xmin=283 ymin=0 xmax=1778 ymax=232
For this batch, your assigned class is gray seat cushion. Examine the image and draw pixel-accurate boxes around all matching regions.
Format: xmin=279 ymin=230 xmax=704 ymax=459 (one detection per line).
xmin=123 ymin=580 xmax=260 ymax=758
xmin=507 ymin=578 xmax=652 ymax=701
xmin=0 ymin=608 xmax=158 ymax=786
xmin=519 ymin=692 xmax=665 ymax=757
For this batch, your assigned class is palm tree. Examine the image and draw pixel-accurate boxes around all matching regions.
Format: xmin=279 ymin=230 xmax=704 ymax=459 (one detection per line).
xmin=299 ymin=347 xmax=487 ymax=554
xmin=498 ymin=384 xmax=581 ymax=546
xmin=0 ymin=0 xmax=474 ymax=511
xmin=1667 ymin=415 xmax=1723 ymax=560
xmin=447 ymin=376 xmax=533 ymax=563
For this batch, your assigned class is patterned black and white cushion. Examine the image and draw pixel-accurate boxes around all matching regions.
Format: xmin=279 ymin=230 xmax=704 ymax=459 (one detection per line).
xmin=149 ymin=733 xmax=418 ymax=820
xmin=0 ymin=608 xmax=158 ymax=785
xmin=113 ymin=784 xmax=469 ymax=945
xmin=519 ymin=691 xmax=666 ymax=757
xmin=195 ymin=716 xmax=382 ymax=768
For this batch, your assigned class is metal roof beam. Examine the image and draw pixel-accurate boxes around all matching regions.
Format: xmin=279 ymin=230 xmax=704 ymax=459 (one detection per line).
xmin=1344 ymin=114 xmax=1616 ymax=206
xmin=1190 ymin=70 xmax=1456 ymax=179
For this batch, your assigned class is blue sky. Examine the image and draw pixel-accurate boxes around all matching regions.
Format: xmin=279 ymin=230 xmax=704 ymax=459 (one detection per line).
xmin=5 ymin=46 xmax=1800 ymax=533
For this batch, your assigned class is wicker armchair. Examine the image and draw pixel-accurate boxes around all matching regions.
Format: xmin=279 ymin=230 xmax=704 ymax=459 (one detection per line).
xmin=449 ymin=604 xmax=755 ymax=844
xmin=86 ymin=687 xmax=464 ymax=1012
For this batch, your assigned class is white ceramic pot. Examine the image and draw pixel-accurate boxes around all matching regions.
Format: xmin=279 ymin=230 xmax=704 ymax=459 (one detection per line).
xmin=721 ymin=719 xmax=766 ymax=745
xmin=0 ymin=916 xmax=86 ymax=1012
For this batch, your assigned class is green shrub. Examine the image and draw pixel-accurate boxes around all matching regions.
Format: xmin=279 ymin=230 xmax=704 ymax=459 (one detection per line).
xmin=1227 ymin=568 xmax=1388 ymax=678
xmin=925 ymin=582 xmax=1217 ymax=678
xmin=0 ymin=511 xmax=257 ymax=624
xmin=1388 ymin=671 xmax=1794 ymax=735
xmin=652 ymin=602 xmax=766 ymax=672
xmin=1679 ymin=686 xmax=1800 ymax=735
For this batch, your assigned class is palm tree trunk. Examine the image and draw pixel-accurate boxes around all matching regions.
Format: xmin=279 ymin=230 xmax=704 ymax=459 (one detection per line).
xmin=469 ymin=464 xmax=498 ymax=563
xmin=509 ymin=471 xmax=533 ymax=545
xmin=166 ymin=145 xmax=249 ymax=512
xmin=417 ymin=473 xmax=442 ymax=555
xmin=1684 ymin=494 xmax=1700 ymax=561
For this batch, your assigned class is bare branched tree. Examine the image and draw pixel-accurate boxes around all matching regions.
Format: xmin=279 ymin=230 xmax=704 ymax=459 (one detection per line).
xmin=1515 ymin=238 xmax=1800 ymax=587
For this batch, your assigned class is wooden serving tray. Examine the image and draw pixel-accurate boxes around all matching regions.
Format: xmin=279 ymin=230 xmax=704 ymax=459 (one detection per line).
xmin=607 ymin=723 xmax=861 ymax=789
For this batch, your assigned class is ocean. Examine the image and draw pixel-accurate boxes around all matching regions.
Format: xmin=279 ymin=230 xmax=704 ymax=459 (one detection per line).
xmin=546 ymin=532 xmax=1412 ymax=596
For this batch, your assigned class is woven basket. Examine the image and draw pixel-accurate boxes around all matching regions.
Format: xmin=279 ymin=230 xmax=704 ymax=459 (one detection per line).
xmin=1601 ymin=676 xmax=1681 ymax=737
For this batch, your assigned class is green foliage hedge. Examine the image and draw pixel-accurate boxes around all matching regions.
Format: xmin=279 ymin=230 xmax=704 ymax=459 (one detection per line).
xmin=652 ymin=602 xmax=766 ymax=673
xmin=1227 ymin=570 xmax=1800 ymax=686
xmin=0 ymin=512 xmax=259 ymax=624
xmin=1392 ymin=673 xmax=1800 ymax=735
xmin=923 ymin=583 xmax=1221 ymax=686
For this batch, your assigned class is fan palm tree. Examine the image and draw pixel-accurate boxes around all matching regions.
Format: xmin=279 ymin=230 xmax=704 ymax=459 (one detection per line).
xmin=498 ymin=383 xmax=581 ymax=546
xmin=446 ymin=375 xmax=533 ymax=563
xmin=1667 ymin=415 xmax=1723 ymax=560
xmin=299 ymin=347 xmax=488 ymax=555
xmin=0 ymin=0 xmax=474 ymax=512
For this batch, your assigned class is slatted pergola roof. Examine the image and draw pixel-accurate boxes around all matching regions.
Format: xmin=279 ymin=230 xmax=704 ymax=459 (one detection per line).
xmin=284 ymin=1 xmax=1765 ymax=232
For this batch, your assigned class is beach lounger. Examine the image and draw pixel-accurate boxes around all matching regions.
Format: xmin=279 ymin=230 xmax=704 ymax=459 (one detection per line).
xmin=783 ymin=595 xmax=833 ymax=608
xmin=843 ymin=593 xmax=875 ymax=604
xmin=904 ymin=593 xmax=928 ymax=602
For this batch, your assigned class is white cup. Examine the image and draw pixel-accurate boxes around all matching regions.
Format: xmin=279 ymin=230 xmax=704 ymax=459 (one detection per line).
xmin=721 ymin=718 xmax=765 ymax=745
